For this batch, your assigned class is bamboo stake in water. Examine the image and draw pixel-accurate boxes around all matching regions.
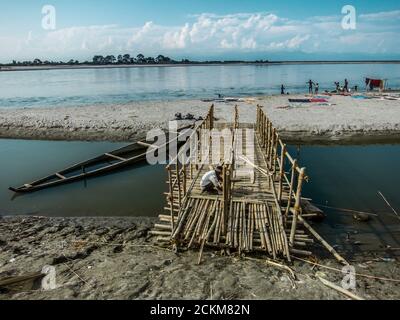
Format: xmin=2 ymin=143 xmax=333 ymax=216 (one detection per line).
xmin=285 ymin=160 xmax=297 ymax=223
xmin=290 ymin=168 xmax=305 ymax=246
xmin=298 ymin=215 xmax=348 ymax=265
xmin=167 ymin=167 xmax=175 ymax=231
xmin=378 ymin=191 xmax=400 ymax=221
xmin=278 ymin=144 xmax=286 ymax=203
xmin=176 ymin=163 xmax=182 ymax=207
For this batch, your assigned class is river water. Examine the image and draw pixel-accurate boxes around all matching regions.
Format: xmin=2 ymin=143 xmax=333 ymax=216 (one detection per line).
xmin=1 ymin=139 xmax=399 ymax=218
xmin=0 ymin=63 xmax=399 ymax=108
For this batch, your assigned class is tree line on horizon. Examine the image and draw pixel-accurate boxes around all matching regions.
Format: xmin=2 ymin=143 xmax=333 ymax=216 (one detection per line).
xmin=1 ymin=54 xmax=269 ymax=66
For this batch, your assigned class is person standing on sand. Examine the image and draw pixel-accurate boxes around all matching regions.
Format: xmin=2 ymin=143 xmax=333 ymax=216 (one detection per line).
xmin=281 ymin=84 xmax=285 ymax=95
xmin=315 ymin=83 xmax=319 ymax=95
xmin=344 ymin=79 xmax=349 ymax=92
xmin=307 ymin=80 xmax=313 ymax=94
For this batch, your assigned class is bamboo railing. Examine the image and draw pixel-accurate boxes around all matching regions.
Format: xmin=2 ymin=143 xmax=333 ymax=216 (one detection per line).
xmin=166 ymin=105 xmax=214 ymax=231
xmin=256 ymin=105 xmax=307 ymax=247
xmin=167 ymin=105 xmax=237 ymax=240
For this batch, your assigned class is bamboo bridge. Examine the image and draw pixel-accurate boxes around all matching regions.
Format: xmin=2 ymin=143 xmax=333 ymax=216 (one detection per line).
xmin=152 ymin=105 xmax=348 ymax=265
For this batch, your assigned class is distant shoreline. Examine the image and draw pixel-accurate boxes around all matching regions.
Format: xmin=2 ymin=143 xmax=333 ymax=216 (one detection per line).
xmin=1 ymin=60 xmax=400 ymax=72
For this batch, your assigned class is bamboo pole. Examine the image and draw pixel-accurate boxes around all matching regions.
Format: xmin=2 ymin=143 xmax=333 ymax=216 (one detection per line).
xmin=212 ymin=201 xmax=220 ymax=244
xmin=234 ymin=202 xmax=239 ymax=248
xmin=247 ymin=203 xmax=252 ymax=251
xmin=176 ymin=163 xmax=182 ymax=206
xmin=272 ymin=130 xmax=278 ymax=174
xmin=267 ymin=119 xmax=270 ymax=152
xmin=263 ymin=203 xmax=276 ymax=256
xmin=314 ymin=204 xmax=377 ymax=217
xmin=248 ymin=203 xmax=253 ymax=251
xmin=298 ymin=215 xmax=348 ymax=265
xmin=285 ymin=160 xmax=297 ymax=224
xmin=378 ymin=191 xmax=400 ymax=221
xmin=194 ymin=200 xmax=210 ymax=238
xmin=183 ymin=198 xmax=201 ymax=236
xmin=230 ymin=201 xmax=235 ymax=246
xmin=188 ymin=201 xmax=208 ymax=248
xmin=289 ymin=248 xmax=312 ymax=256
xmin=289 ymin=168 xmax=305 ymax=246
xmin=226 ymin=200 xmax=233 ymax=246
xmin=206 ymin=202 xmax=218 ymax=243
xmin=278 ymin=144 xmax=286 ymax=203
xmin=154 ymin=224 xmax=172 ymax=231
xmin=238 ymin=202 xmax=243 ymax=254
xmin=183 ymin=164 xmax=187 ymax=196
xmin=242 ymin=202 xmax=247 ymax=251
xmin=317 ymin=276 xmax=364 ymax=300
xmin=255 ymin=205 xmax=265 ymax=250
xmin=196 ymin=204 xmax=214 ymax=266
xmin=272 ymin=207 xmax=283 ymax=253
xmin=260 ymin=204 xmax=274 ymax=257
xmin=215 ymin=202 xmax=223 ymax=244
xmin=217 ymin=201 xmax=224 ymax=244
xmin=196 ymin=200 xmax=211 ymax=237
xmin=167 ymin=168 xmax=175 ymax=231
xmin=184 ymin=199 xmax=205 ymax=240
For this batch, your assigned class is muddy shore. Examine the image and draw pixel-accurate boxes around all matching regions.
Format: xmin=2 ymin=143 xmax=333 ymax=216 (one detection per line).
xmin=0 ymin=216 xmax=399 ymax=300
xmin=1 ymin=94 xmax=400 ymax=144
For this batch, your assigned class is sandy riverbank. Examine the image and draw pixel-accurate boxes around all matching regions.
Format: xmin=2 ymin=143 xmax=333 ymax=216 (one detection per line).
xmin=0 ymin=94 xmax=400 ymax=144
xmin=0 ymin=216 xmax=399 ymax=300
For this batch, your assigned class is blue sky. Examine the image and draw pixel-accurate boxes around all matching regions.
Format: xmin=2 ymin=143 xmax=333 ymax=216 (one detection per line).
xmin=0 ymin=0 xmax=399 ymax=62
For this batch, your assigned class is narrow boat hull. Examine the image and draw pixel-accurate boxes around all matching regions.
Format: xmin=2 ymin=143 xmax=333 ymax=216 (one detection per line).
xmin=9 ymin=125 xmax=193 ymax=194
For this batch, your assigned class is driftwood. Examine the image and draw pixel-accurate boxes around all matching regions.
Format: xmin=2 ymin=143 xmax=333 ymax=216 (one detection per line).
xmin=244 ymin=257 xmax=297 ymax=281
xmin=317 ymin=276 xmax=365 ymax=300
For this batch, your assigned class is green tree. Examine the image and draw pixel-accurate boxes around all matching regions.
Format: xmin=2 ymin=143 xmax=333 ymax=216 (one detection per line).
xmin=136 ymin=54 xmax=145 ymax=63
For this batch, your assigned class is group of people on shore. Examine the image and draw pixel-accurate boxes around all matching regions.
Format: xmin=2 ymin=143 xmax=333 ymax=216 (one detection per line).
xmin=281 ymin=78 xmax=358 ymax=95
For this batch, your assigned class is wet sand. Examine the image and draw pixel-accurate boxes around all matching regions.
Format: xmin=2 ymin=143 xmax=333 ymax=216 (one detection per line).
xmin=1 ymin=216 xmax=399 ymax=300
xmin=1 ymin=94 xmax=400 ymax=144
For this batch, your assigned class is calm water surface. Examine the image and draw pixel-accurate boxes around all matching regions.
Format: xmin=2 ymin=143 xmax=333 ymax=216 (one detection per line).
xmin=0 ymin=139 xmax=167 ymax=217
xmin=0 ymin=64 xmax=399 ymax=108
xmin=291 ymin=144 xmax=400 ymax=252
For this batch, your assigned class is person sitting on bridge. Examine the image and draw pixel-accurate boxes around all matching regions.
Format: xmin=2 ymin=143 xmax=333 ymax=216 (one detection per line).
xmin=200 ymin=165 xmax=223 ymax=194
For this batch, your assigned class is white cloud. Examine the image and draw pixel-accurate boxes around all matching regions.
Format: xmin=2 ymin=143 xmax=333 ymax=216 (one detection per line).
xmin=1 ymin=10 xmax=399 ymax=62
xmin=359 ymin=10 xmax=400 ymax=21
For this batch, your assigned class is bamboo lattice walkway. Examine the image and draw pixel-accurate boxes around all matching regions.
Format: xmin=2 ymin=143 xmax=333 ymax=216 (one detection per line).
xmin=152 ymin=105 xmax=348 ymax=265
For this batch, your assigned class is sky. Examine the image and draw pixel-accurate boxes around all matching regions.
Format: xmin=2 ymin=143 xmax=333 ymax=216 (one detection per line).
xmin=0 ymin=0 xmax=399 ymax=62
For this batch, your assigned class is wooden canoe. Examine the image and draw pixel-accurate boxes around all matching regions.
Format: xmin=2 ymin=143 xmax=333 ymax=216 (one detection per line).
xmin=9 ymin=125 xmax=193 ymax=193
